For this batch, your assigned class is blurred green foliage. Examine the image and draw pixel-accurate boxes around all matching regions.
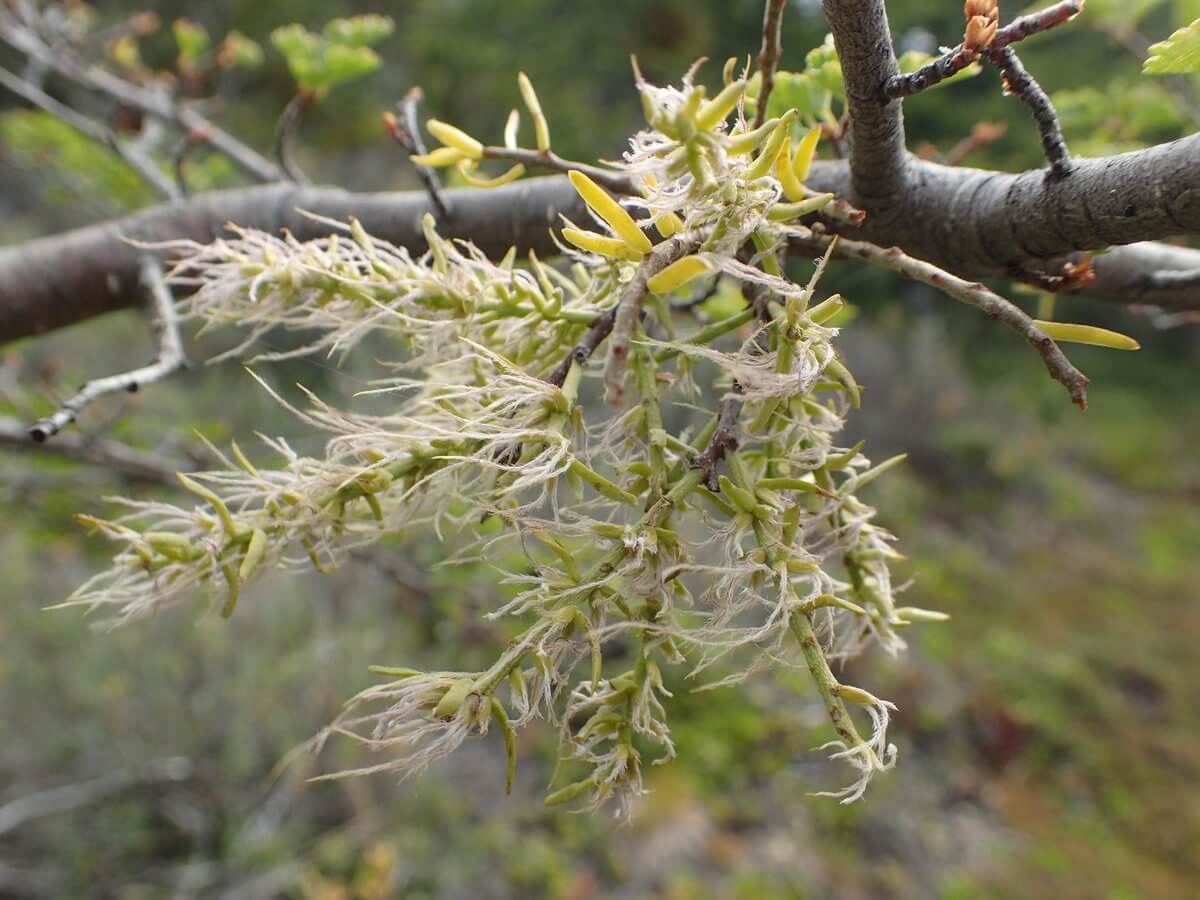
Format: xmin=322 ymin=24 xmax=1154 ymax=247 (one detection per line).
xmin=2 ymin=0 xmax=1200 ymax=897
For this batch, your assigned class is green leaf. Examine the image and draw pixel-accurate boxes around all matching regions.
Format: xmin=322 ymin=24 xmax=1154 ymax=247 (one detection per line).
xmin=270 ymin=24 xmax=319 ymax=60
xmin=321 ymin=44 xmax=382 ymax=85
xmin=1144 ymin=18 xmax=1200 ymax=74
xmin=218 ymin=31 xmax=263 ymax=70
xmin=173 ymin=18 xmax=210 ymax=62
xmin=323 ymin=15 xmax=394 ymax=47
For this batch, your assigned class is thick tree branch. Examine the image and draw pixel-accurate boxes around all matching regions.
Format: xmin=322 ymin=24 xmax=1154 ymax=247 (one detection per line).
xmin=0 ymin=177 xmax=588 ymax=341
xmin=4 ymin=134 xmax=1200 ymax=345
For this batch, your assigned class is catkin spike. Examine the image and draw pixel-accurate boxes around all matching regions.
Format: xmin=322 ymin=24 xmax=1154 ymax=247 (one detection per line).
xmin=409 ymin=146 xmax=466 ymax=167
xmin=1032 ymin=320 xmax=1141 ymax=350
xmin=792 ymin=125 xmax=822 ymax=183
xmin=568 ymin=170 xmax=653 ymax=255
xmin=775 ymin=135 xmax=807 ymax=201
xmin=426 ymin=119 xmax=484 ymax=159
xmin=647 ymin=255 xmax=713 ymax=294
xmin=517 ymin=71 xmax=551 ymax=151
xmin=561 ymin=227 xmax=645 ymax=261
xmin=696 ymin=79 xmax=747 ymax=131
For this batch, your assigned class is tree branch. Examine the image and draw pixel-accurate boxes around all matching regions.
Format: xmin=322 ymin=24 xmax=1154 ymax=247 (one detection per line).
xmin=383 ymin=87 xmax=449 ymax=218
xmin=820 ymin=0 xmax=908 ymax=208
xmin=4 ymin=135 xmax=1200 ymax=345
xmin=28 ymin=257 xmax=186 ymax=441
xmin=884 ymin=0 xmax=1083 ymax=100
xmin=754 ymin=0 xmax=788 ymax=129
xmin=0 ymin=14 xmax=282 ymax=183
xmin=0 ymin=63 xmax=180 ymax=202
xmin=789 ymin=230 xmax=1090 ymax=407
xmin=0 ymin=415 xmax=182 ymax=484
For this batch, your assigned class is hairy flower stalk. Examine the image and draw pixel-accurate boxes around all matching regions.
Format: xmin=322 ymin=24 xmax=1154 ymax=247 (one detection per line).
xmin=69 ymin=69 xmax=943 ymax=811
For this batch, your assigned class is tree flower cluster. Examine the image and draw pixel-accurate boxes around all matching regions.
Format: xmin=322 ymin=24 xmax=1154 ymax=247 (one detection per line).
xmin=69 ymin=65 xmax=948 ymax=812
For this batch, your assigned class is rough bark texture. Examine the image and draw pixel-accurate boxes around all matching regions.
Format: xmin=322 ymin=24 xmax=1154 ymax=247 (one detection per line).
xmin=821 ymin=0 xmax=908 ymax=212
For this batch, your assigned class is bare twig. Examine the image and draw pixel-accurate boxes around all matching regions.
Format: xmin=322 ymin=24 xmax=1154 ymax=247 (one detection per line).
xmin=883 ymin=0 xmax=1084 ymax=100
xmin=0 ymin=415 xmax=181 ymax=484
xmin=547 ymin=308 xmax=618 ymax=388
xmin=0 ymin=15 xmax=282 ymax=182
xmin=789 ymin=227 xmax=1090 ymax=408
xmin=482 ymin=146 xmax=636 ymax=195
xmin=0 ymin=758 xmax=191 ymax=838
xmin=985 ymin=46 xmax=1072 ymax=176
xmin=383 ymin=87 xmax=448 ymax=217
xmin=273 ymin=92 xmax=312 ymax=184
xmin=754 ymin=0 xmax=788 ymax=129
xmin=604 ymin=234 xmax=701 ymax=404
xmin=169 ymin=126 xmax=210 ymax=196
xmin=695 ymin=384 xmax=744 ymax=489
xmin=29 ymin=257 xmax=187 ymax=441
xmin=0 ymin=63 xmax=180 ymax=201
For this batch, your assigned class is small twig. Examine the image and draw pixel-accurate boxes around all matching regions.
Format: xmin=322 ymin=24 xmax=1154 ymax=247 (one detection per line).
xmin=169 ymin=126 xmax=210 ymax=196
xmin=0 ymin=415 xmax=182 ymax=484
xmin=604 ymin=234 xmax=702 ymax=404
xmin=0 ymin=758 xmax=191 ymax=838
xmin=813 ymin=189 xmax=867 ymax=227
xmin=695 ymin=384 xmax=745 ymax=489
xmin=985 ymin=46 xmax=1071 ymax=176
xmin=482 ymin=146 xmax=636 ymax=196
xmin=788 ymin=227 xmax=1090 ymax=408
xmin=0 ymin=63 xmax=180 ymax=201
xmin=754 ymin=0 xmax=788 ymax=129
xmin=883 ymin=0 xmax=1083 ymax=100
xmin=29 ymin=257 xmax=187 ymax=441
xmin=0 ymin=17 xmax=282 ymax=182
xmin=383 ymin=87 xmax=448 ymax=218
xmin=547 ymin=308 xmax=618 ymax=388
xmin=273 ymin=92 xmax=312 ymax=184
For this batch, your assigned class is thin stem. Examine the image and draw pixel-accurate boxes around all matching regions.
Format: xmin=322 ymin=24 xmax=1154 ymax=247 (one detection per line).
xmin=694 ymin=384 xmax=744 ymax=489
xmin=274 ymin=92 xmax=313 ymax=184
xmin=29 ymin=257 xmax=187 ymax=441
xmin=0 ymin=63 xmax=180 ymax=201
xmin=0 ymin=415 xmax=182 ymax=484
xmin=754 ymin=0 xmax=788 ymax=129
xmin=603 ymin=234 xmax=702 ymax=404
xmin=482 ymin=146 xmax=635 ymax=196
xmin=985 ymin=46 xmax=1072 ymax=176
xmin=384 ymin=87 xmax=449 ymax=218
xmin=789 ymin=227 xmax=1090 ymax=408
xmin=883 ymin=0 xmax=1084 ymax=100
xmin=0 ymin=16 xmax=282 ymax=182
